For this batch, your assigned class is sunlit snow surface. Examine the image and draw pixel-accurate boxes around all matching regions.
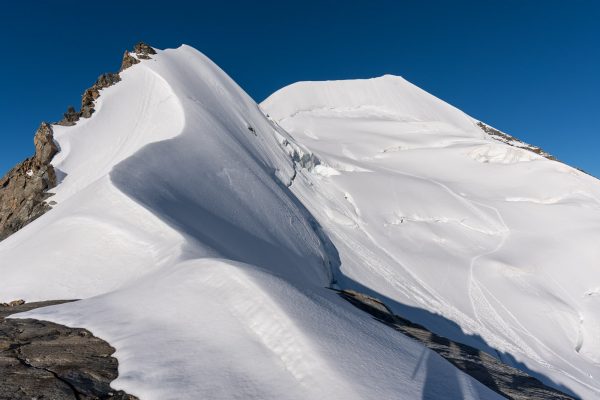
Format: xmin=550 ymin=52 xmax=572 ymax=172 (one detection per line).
xmin=0 ymin=45 xmax=597 ymax=399
xmin=262 ymin=76 xmax=600 ymax=398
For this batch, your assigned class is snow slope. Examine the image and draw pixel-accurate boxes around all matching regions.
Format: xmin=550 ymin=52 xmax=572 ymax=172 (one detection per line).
xmin=0 ymin=46 xmax=502 ymax=399
xmin=262 ymin=75 xmax=600 ymax=398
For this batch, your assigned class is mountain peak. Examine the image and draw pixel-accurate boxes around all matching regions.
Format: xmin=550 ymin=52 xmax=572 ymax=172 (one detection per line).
xmin=262 ymin=73 xmax=481 ymax=137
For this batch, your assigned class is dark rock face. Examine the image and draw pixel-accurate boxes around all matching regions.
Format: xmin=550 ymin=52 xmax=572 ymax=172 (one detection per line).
xmin=338 ymin=290 xmax=576 ymax=400
xmin=79 ymin=73 xmax=122 ymax=119
xmin=60 ymin=106 xmax=80 ymax=126
xmin=120 ymin=42 xmax=156 ymax=70
xmin=57 ymin=42 xmax=155 ymax=126
xmin=1 ymin=300 xmax=25 ymax=307
xmin=0 ymin=300 xmax=138 ymax=400
xmin=476 ymin=121 xmax=556 ymax=160
xmin=120 ymin=51 xmax=140 ymax=71
xmin=132 ymin=42 xmax=156 ymax=60
xmin=34 ymin=122 xmax=59 ymax=164
xmin=0 ymin=123 xmax=58 ymax=241
xmin=56 ymin=72 xmax=121 ymax=125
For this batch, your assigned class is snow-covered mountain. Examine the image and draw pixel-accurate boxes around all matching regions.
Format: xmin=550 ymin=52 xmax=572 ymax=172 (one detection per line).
xmin=262 ymin=76 xmax=600 ymax=398
xmin=1 ymin=44 xmax=598 ymax=399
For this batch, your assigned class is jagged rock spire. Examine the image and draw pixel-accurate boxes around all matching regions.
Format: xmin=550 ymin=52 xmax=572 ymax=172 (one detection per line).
xmin=0 ymin=123 xmax=58 ymax=240
xmin=121 ymin=41 xmax=157 ymax=71
xmin=33 ymin=122 xmax=58 ymax=164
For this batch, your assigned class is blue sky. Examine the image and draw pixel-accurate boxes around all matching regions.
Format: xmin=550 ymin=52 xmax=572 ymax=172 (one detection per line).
xmin=1 ymin=0 xmax=598 ymax=176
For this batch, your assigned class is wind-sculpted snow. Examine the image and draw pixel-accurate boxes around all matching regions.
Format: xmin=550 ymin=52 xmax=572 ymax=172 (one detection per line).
xmin=0 ymin=60 xmax=187 ymax=300
xmin=0 ymin=46 xmax=506 ymax=399
xmin=18 ymin=259 xmax=503 ymax=400
xmin=108 ymin=46 xmax=332 ymax=287
xmin=262 ymin=77 xmax=600 ymax=399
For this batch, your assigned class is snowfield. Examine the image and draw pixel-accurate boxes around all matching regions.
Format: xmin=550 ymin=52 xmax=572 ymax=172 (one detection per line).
xmin=263 ymin=76 xmax=600 ymax=398
xmin=0 ymin=44 xmax=598 ymax=399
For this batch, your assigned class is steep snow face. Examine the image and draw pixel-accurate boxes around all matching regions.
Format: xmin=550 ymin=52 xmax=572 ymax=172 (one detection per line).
xmin=262 ymin=76 xmax=600 ymax=399
xmin=0 ymin=47 xmax=502 ymax=399
xmin=0 ymin=45 xmax=328 ymax=300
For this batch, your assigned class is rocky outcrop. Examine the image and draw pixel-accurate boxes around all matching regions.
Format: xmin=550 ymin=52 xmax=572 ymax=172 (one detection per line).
xmin=132 ymin=42 xmax=156 ymax=59
xmin=478 ymin=121 xmax=599 ymax=179
xmin=57 ymin=42 xmax=155 ymax=126
xmin=1 ymin=300 xmax=25 ymax=307
xmin=121 ymin=42 xmax=156 ymax=70
xmin=61 ymin=105 xmax=80 ymax=126
xmin=0 ymin=42 xmax=156 ymax=242
xmin=120 ymin=52 xmax=140 ymax=71
xmin=477 ymin=121 xmax=556 ymax=160
xmin=0 ymin=300 xmax=138 ymax=399
xmin=56 ymin=72 xmax=121 ymax=126
xmin=338 ymin=290 xmax=575 ymax=400
xmin=0 ymin=123 xmax=58 ymax=241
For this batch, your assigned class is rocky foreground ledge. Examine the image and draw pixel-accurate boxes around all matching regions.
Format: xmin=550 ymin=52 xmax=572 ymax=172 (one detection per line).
xmin=0 ymin=301 xmax=137 ymax=400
